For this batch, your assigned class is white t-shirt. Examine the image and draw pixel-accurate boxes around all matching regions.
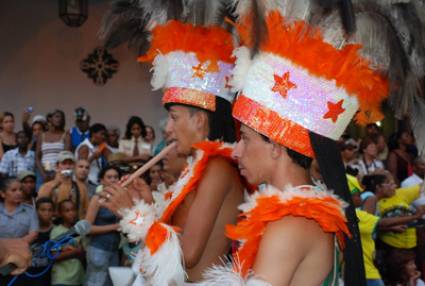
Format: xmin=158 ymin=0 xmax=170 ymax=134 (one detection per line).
xmin=75 ymin=138 xmax=102 ymax=184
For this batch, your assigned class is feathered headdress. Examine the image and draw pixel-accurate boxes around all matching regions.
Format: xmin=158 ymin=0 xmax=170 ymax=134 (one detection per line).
xmin=100 ymin=0 xmax=237 ymax=111
xmin=230 ymin=8 xmax=388 ymax=158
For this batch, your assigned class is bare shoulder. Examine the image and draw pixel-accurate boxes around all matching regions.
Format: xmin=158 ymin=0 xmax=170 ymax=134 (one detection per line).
xmin=264 ymin=216 xmax=331 ymax=248
xmin=200 ymin=157 xmax=240 ymax=193
xmin=204 ymin=157 xmax=239 ymax=180
xmin=37 ymin=181 xmax=55 ymax=198
xmin=253 ymin=216 xmax=333 ymax=285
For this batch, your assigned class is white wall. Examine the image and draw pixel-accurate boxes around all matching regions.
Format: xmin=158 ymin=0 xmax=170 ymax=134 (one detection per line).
xmin=0 ymin=0 xmax=167 ymax=139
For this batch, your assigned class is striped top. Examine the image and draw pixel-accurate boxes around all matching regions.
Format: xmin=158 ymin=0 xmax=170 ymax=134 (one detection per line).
xmin=41 ymin=133 xmax=65 ymax=171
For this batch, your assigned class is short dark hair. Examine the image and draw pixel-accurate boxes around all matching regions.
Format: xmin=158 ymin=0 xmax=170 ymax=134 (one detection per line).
xmin=2 ymin=112 xmax=14 ymax=120
xmin=57 ymin=199 xmax=75 ymax=213
xmin=359 ymin=137 xmax=377 ymax=153
xmin=260 ymin=134 xmax=312 ymax=169
xmin=165 ymin=96 xmax=236 ymax=143
xmin=36 ymin=197 xmax=54 ymax=210
xmin=89 ymin=123 xmax=107 ymax=136
xmin=361 ymin=174 xmax=387 ymax=193
xmin=0 ymin=176 xmax=18 ymax=192
xmin=51 ymin=109 xmax=66 ymax=131
xmin=124 ymin=116 xmax=146 ymax=139
xmin=98 ymin=165 xmax=122 ymax=181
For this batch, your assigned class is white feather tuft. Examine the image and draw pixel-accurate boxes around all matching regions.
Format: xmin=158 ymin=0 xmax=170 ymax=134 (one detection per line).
xmin=230 ymin=47 xmax=252 ymax=93
xmin=119 ymin=200 xmax=156 ymax=242
xmin=151 ymin=54 xmax=169 ymax=90
xmin=141 ymin=223 xmax=186 ymax=286
xmin=202 ymin=263 xmax=245 ymax=285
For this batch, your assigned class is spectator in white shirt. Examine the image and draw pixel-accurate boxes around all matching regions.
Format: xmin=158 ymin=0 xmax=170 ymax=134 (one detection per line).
xmin=0 ymin=131 xmax=35 ymax=177
xmin=349 ymin=137 xmax=384 ymax=179
xmin=401 ymin=158 xmax=425 ymax=209
xmin=401 ymin=158 xmax=425 ymax=188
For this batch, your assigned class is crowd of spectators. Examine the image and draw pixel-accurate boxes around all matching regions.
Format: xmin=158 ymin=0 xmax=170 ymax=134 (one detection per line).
xmin=0 ymin=107 xmax=169 ymax=286
xmin=1 ymin=107 xmax=424 ymax=286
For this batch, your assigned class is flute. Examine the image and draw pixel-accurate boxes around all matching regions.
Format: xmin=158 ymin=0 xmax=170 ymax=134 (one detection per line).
xmin=120 ymin=141 xmax=177 ymax=187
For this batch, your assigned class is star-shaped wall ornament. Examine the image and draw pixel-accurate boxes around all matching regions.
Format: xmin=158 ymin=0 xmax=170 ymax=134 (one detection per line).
xmin=271 ymin=71 xmax=297 ymax=98
xmin=80 ymin=47 xmax=119 ymax=86
xmin=323 ymin=99 xmax=346 ymax=123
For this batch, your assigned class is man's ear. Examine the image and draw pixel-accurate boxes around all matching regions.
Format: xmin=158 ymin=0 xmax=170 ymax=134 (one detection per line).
xmin=270 ymin=141 xmax=283 ymax=160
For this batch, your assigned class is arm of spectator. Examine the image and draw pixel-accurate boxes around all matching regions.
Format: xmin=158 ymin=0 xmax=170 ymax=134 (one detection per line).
xmin=54 ymin=245 xmax=84 ymax=262
xmin=21 ymin=111 xmax=32 ymax=137
xmin=0 ymin=150 xmax=11 ymax=176
xmin=387 ymin=151 xmax=399 ymax=185
xmin=64 ymin=131 xmax=71 ymax=151
xmin=379 ymin=210 xmax=424 ymax=228
xmin=35 ymin=135 xmax=46 ymax=180
xmin=21 ymin=207 xmax=39 ymax=243
xmin=86 ymin=195 xmax=119 ymax=235
xmin=0 ymin=238 xmax=32 ymax=275
xmin=363 ymin=196 xmax=377 ymax=215
xmin=0 ymin=137 xmax=4 ymax=161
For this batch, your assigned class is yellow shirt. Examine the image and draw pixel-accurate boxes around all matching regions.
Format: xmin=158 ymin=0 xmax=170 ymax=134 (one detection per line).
xmin=378 ymin=185 xmax=420 ymax=249
xmin=356 ymin=209 xmax=381 ymax=279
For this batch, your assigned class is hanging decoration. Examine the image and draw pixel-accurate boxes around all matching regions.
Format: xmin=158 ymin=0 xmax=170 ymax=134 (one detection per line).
xmin=59 ymin=0 xmax=88 ymax=27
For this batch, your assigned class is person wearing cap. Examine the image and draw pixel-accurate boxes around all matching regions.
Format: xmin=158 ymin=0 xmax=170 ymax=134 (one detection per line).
xmin=202 ymin=5 xmax=389 ymax=285
xmin=21 ymin=108 xmax=47 ymax=152
xmin=67 ymin=107 xmax=91 ymax=152
xmin=0 ymin=130 xmax=35 ymax=178
xmin=18 ymin=170 xmax=36 ymax=206
xmin=37 ymin=151 xmax=88 ymax=219
xmin=99 ymin=18 xmax=244 ymax=285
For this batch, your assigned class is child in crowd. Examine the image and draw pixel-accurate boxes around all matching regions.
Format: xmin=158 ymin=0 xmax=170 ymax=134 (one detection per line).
xmin=50 ymin=199 xmax=85 ymax=286
xmin=385 ymin=250 xmax=425 ymax=286
xmin=28 ymin=197 xmax=55 ymax=286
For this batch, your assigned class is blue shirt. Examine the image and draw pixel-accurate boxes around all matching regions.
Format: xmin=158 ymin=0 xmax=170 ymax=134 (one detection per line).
xmin=0 ymin=148 xmax=35 ymax=177
xmin=0 ymin=203 xmax=39 ymax=238
xmin=70 ymin=127 xmax=90 ymax=150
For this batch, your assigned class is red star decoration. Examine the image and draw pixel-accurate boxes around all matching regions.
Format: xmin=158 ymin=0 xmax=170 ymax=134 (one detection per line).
xmin=192 ymin=63 xmax=207 ymax=79
xmin=323 ymin=99 xmax=346 ymax=123
xmin=129 ymin=211 xmax=143 ymax=225
xmin=271 ymin=71 xmax=297 ymax=98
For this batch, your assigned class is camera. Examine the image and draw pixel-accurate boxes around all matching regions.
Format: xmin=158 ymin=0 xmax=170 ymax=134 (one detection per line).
xmin=61 ymin=169 xmax=73 ymax=177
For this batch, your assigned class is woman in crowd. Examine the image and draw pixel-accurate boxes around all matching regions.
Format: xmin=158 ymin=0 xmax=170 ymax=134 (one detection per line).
xmin=36 ymin=109 xmax=70 ymax=182
xmin=388 ymin=129 xmax=415 ymax=185
xmin=0 ymin=112 xmax=17 ymax=160
xmin=85 ymin=165 xmax=122 ymax=286
xmin=350 ymin=137 xmax=385 ymax=179
xmin=119 ymin=116 xmax=151 ymax=166
xmin=144 ymin=125 xmax=156 ymax=154
xmin=0 ymin=177 xmax=38 ymax=286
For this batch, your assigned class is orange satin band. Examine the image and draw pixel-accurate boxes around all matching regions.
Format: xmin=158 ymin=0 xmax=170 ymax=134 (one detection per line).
xmin=232 ymin=94 xmax=314 ymax=158
xmin=162 ymin=87 xmax=216 ymax=111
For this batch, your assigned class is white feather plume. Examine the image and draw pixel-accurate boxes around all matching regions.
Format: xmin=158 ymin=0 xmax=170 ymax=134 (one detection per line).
xmin=141 ymin=223 xmax=186 ymax=286
xmin=150 ymin=54 xmax=169 ymax=90
xmin=230 ymin=47 xmax=252 ymax=93
xmin=119 ymin=200 xmax=156 ymax=242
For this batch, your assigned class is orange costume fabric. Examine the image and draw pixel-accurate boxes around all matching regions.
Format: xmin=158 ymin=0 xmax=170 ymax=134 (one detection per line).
xmin=227 ymin=185 xmax=351 ymax=277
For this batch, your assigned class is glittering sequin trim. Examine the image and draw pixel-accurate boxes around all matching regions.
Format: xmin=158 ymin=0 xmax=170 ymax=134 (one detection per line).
xmin=233 ymin=94 xmax=314 ymax=158
xmin=163 ymin=87 xmax=216 ymax=111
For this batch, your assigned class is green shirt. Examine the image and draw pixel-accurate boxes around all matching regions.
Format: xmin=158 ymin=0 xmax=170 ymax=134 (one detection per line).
xmin=50 ymin=224 xmax=85 ymax=285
